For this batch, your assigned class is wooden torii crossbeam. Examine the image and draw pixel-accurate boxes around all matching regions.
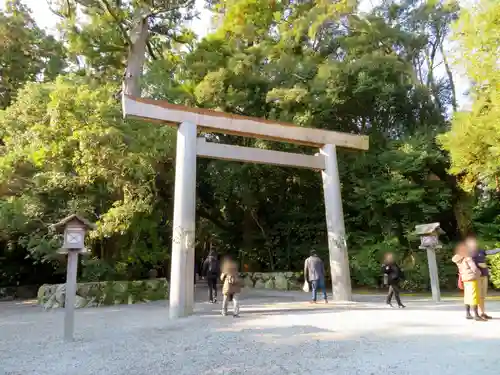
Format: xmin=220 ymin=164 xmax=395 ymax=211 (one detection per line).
xmin=123 ymin=96 xmax=369 ymax=150
xmin=122 ymin=94 xmax=369 ymax=319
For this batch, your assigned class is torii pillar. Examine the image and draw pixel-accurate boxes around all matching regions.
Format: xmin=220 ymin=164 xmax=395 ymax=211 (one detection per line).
xmin=169 ymin=121 xmax=197 ymax=319
xmin=321 ymin=144 xmax=351 ymax=301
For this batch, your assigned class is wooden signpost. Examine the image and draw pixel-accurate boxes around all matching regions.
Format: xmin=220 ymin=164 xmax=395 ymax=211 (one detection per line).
xmin=51 ymin=214 xmax=96 ymax=341
xmin=415 ymin=222 xmax=445 ymax=302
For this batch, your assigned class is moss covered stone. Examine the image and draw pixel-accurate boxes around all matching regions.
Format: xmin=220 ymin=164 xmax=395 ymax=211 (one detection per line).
xmin=38 ymin=278 xmax=169 ymax=309
xmin=240 ymin=272 xmax=304 ymax=291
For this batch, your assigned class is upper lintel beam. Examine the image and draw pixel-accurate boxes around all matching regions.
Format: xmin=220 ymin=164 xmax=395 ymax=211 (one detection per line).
xmin=122 ymin=95 xmax=369 ymax=150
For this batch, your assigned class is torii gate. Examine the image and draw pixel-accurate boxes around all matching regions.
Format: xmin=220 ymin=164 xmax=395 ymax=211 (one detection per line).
xmin=122 ymin=94 xmax=369 ymax=319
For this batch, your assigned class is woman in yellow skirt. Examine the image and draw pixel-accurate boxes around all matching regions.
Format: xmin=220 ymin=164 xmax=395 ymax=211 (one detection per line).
xmin=452 ymin=243 xmax=486 ymax=321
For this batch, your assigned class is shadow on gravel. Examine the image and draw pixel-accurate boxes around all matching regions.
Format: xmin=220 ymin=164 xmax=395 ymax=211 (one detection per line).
xmin=197 ymin=322 xmax=500 ymax=375
xmin=192 ymin=301 xmax=473 ymax=317
xmin=197 ymin=307 xmax=345 ymax=317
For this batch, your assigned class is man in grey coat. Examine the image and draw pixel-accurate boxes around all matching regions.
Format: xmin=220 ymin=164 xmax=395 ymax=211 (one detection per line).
xmin=304 ymin=250 xmax=328 ymax=303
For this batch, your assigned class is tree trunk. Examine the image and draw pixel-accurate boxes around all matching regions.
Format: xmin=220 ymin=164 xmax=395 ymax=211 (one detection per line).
xmin=440 ymin=43 xmax=457 ymax=112
xmin=123 ymin=16 xmax=149 ymax=97
xmin=453 ymin=189 xmax=474 ymax=238
xmin=242 ymin=209 xmax=254 ymax=267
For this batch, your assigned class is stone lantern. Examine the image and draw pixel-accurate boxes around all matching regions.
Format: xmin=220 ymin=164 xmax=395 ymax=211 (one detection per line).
xmin=415 ymin=222 xmax=445 ymax=302
xmin=51 ymin=214 xmax=96 ymax=341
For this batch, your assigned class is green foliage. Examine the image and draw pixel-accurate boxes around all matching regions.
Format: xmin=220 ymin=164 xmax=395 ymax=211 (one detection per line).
xmin=47 ymin=0 xmax=196 ymax=80
xmin=147 ymin=0 xmax=460 ymax=285
xmin=438 ymin=0 xmax=500 ymax=192
xmin=0 ymin=75 xmax=176 ymax=280
xmin=489 ymin=254 xmax=500 ymax=289
xmin=0 ymin=0 xmax=65 ymax=109
xmin=474 ymin=198 xmax=500 ymax=288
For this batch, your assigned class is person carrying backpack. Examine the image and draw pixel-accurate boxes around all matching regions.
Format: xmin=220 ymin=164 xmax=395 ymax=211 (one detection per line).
xmin=382 ymin=252 xmax=405 ymax=308
xmin=202 ymin=250 xmax=220 ymax=303
xmin=220 ymin=258 xmax=241 ymax=317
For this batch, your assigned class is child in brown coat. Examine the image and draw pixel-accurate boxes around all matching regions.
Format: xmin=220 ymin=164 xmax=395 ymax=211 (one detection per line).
xmin=220 ymin=259 xmax=241 ymax=317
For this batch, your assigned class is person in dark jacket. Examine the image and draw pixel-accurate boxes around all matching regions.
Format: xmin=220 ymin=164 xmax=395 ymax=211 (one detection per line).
xmin=202 ymin=250 xmax=220 ymax=303
xmin=382 ymin=252 xmax=405 ymax=308
xmin=304 ymin=250 xmax=328 ymax=303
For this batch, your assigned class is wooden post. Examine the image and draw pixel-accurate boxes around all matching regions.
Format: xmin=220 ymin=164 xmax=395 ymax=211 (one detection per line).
xmin=64 ymin=251 xmax=79 ymax=341
xmin=51 ymin=214 xmax=95 ymax=341
xmin=415 ymin=223 xmax=444 ymax=303
xmin=426 ymin=248 xmax=441 ymax=302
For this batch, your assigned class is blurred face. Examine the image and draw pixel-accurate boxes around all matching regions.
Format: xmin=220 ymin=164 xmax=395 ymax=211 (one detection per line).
xmin=385 ymin=253 xmax=394 ymax=263
xmin=222 ymin=259 xmax=237 ymax=273
xmin=465 ymin=237 xmax=478 ymax=253
xmin=456 ymin=243 xmax=469 ymax=257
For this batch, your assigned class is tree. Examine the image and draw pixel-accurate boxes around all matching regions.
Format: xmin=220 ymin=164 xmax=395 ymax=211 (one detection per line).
xmin=375 ymin=0 xmax=460 ymax=112
xmin=0 ymin=0 xmax=65 ymax=109
xmin=141 ymin=0 xmax=462 ymax=284
xmin=438 ymin=0 xmax=500 ymax=193
xmin=0 ymin=75 xmax=177 ymax=279
xmin=47 ymin=0 xmax=196 ymax=95
xmin=371 ymin=0 xmax=475 ymax=236
xmin=0 ymin=0 xmax=495 ymax=290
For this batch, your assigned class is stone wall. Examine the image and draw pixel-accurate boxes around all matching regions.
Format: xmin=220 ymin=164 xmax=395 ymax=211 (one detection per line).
xmin=239 ymin=272 xmax=303 ymax=290
xmin=0 ymin=285 xmax=39 ymax=301
xmin=37 ymin=273 xmax=303 ymax=309
xmin=37 ymin=279 xmax=169 ymax=309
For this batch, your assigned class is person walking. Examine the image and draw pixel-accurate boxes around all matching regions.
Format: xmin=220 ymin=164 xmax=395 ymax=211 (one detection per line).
xmin=220 ymin=259 xmax=241 ymax=317
xmin=202 ymin=250 xmax=220 ymax=303
xmin=465 ymin=233 xmax=500 ymax=319
xmin=304 ymin=250 xmax=328 ymax=304
xmin=382 ymin=253 xmax=405 ymax=308
xmin=452 ymin=242 xmax=486 ymax=321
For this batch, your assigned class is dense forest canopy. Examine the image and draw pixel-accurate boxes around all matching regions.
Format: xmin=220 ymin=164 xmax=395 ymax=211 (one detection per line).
xmin=0 ymin=0 xmax=499 ymax=291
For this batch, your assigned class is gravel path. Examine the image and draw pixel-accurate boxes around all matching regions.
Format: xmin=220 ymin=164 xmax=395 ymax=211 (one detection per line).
xmin=1 ymin=291 xmax=499 ymax=375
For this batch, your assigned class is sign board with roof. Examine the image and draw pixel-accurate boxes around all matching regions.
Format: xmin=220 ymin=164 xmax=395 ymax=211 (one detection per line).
xmin=415 ymin=222 xmax=445 ymax=302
